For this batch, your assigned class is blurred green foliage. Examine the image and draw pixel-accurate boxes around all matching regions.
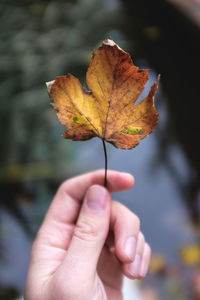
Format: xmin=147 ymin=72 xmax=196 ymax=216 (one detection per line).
xmin=0 ymin=0 xmax=123 ymax=181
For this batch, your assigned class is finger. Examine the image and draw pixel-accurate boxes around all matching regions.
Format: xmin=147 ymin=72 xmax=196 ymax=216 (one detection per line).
xmin=125 ymin=232 xmax=145 ymax=277
xmin=65 ymin=169 xmax=134 ymax=200
xmin=139 ymin=243 xmax=151 ymax=278
xmin=37 ymin=170 xmax=133 ymax=248
xmin=136 ymin=232 xmax=145 ymax=257
xmin=44 ymin=169 xmax=134 ymax=226
xmin=57 ymin=185 xmax=111 ymax=280
xmin=122 ymin=241 xmax=150 ymax=280
xmin=110 ymin=201 xmax=140 ymax=263
xmin=36 ymin=170 xmax=133 ymax=248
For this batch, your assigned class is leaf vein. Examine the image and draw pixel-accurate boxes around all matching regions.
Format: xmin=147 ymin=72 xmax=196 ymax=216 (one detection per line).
xmin=59 ymin=85 xmax=100 ymax=136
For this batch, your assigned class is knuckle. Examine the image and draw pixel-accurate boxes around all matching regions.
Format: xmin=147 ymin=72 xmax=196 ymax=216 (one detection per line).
xmin=58 ymin=180 xmax=69 ymax=193
xmin=74 ymin=218 xmax=99 ymax=242
xmin=112 ymin=201 xmax=141 ymax=229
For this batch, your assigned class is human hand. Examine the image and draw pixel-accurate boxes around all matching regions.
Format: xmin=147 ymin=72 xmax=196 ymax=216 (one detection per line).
xmin=25 ymin=170 xmax=151 ymax=300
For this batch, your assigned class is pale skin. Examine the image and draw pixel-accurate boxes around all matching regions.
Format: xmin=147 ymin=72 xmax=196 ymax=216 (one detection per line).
xmin=25 ymin=170 xmax=151 ymax=300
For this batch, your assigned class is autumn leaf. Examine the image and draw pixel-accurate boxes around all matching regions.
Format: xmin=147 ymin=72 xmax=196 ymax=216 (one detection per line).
xmin=46 ymin=39 xmax=159 ymax=150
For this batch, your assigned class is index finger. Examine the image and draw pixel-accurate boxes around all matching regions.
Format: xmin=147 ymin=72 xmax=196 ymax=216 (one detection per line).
xmin=65 ymin=169 xmax=134 ymax=200
xmin=45 ymin=169 xmax=134 ymax=225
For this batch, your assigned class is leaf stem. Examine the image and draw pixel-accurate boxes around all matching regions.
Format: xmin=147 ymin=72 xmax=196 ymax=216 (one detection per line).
xmin=102 ymin=139 xmax=107 ymax=187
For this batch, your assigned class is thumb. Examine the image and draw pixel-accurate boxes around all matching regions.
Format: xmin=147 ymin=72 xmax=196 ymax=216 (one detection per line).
xmin=60 ymin=185 xmax=111 ymax=278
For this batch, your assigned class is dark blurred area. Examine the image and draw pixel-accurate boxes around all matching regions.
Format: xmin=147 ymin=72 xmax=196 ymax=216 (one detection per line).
xmin=122 ymin=0 xmax=200 ymax=225
xmin=0 ymin=0 xmax=200 ymax=299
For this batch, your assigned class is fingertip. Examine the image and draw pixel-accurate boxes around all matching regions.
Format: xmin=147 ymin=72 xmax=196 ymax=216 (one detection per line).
xmin=139 ymin=259 xmax=149 ymax=279
xmin=120 ymin=172 xmax=135 ymax=187
xmin=122 ymin=254 xmax=142 ymax=280
xmin=85 ymin=185 xmax=110 ymax=212
xmin=115 ymin=236 xmax=137 ymax=264
xmin=107 ymin=171 xmax=134 ymax=192
xmin=139 ymin=243 xmax=151 ymax=279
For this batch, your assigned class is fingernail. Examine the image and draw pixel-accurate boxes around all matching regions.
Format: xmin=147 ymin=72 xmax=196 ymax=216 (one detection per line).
xmin=139 ymin=259 xmax=148 ymax=277
xmin=86 ymin=185 xmax=107 ymax=211
xmin=128 ymin=254 xmax=141 ymax=277
xmin=124 ymin=237 xmax=137 ymax=260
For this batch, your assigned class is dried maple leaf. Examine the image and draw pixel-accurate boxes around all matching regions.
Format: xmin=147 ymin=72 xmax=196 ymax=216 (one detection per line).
xmin=46 ymin=39 xmax=159 ymax=150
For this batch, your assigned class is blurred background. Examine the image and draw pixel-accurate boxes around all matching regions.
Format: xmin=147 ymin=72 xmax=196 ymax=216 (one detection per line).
xmin=0 ymin=0 xmax=200 ymax=299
